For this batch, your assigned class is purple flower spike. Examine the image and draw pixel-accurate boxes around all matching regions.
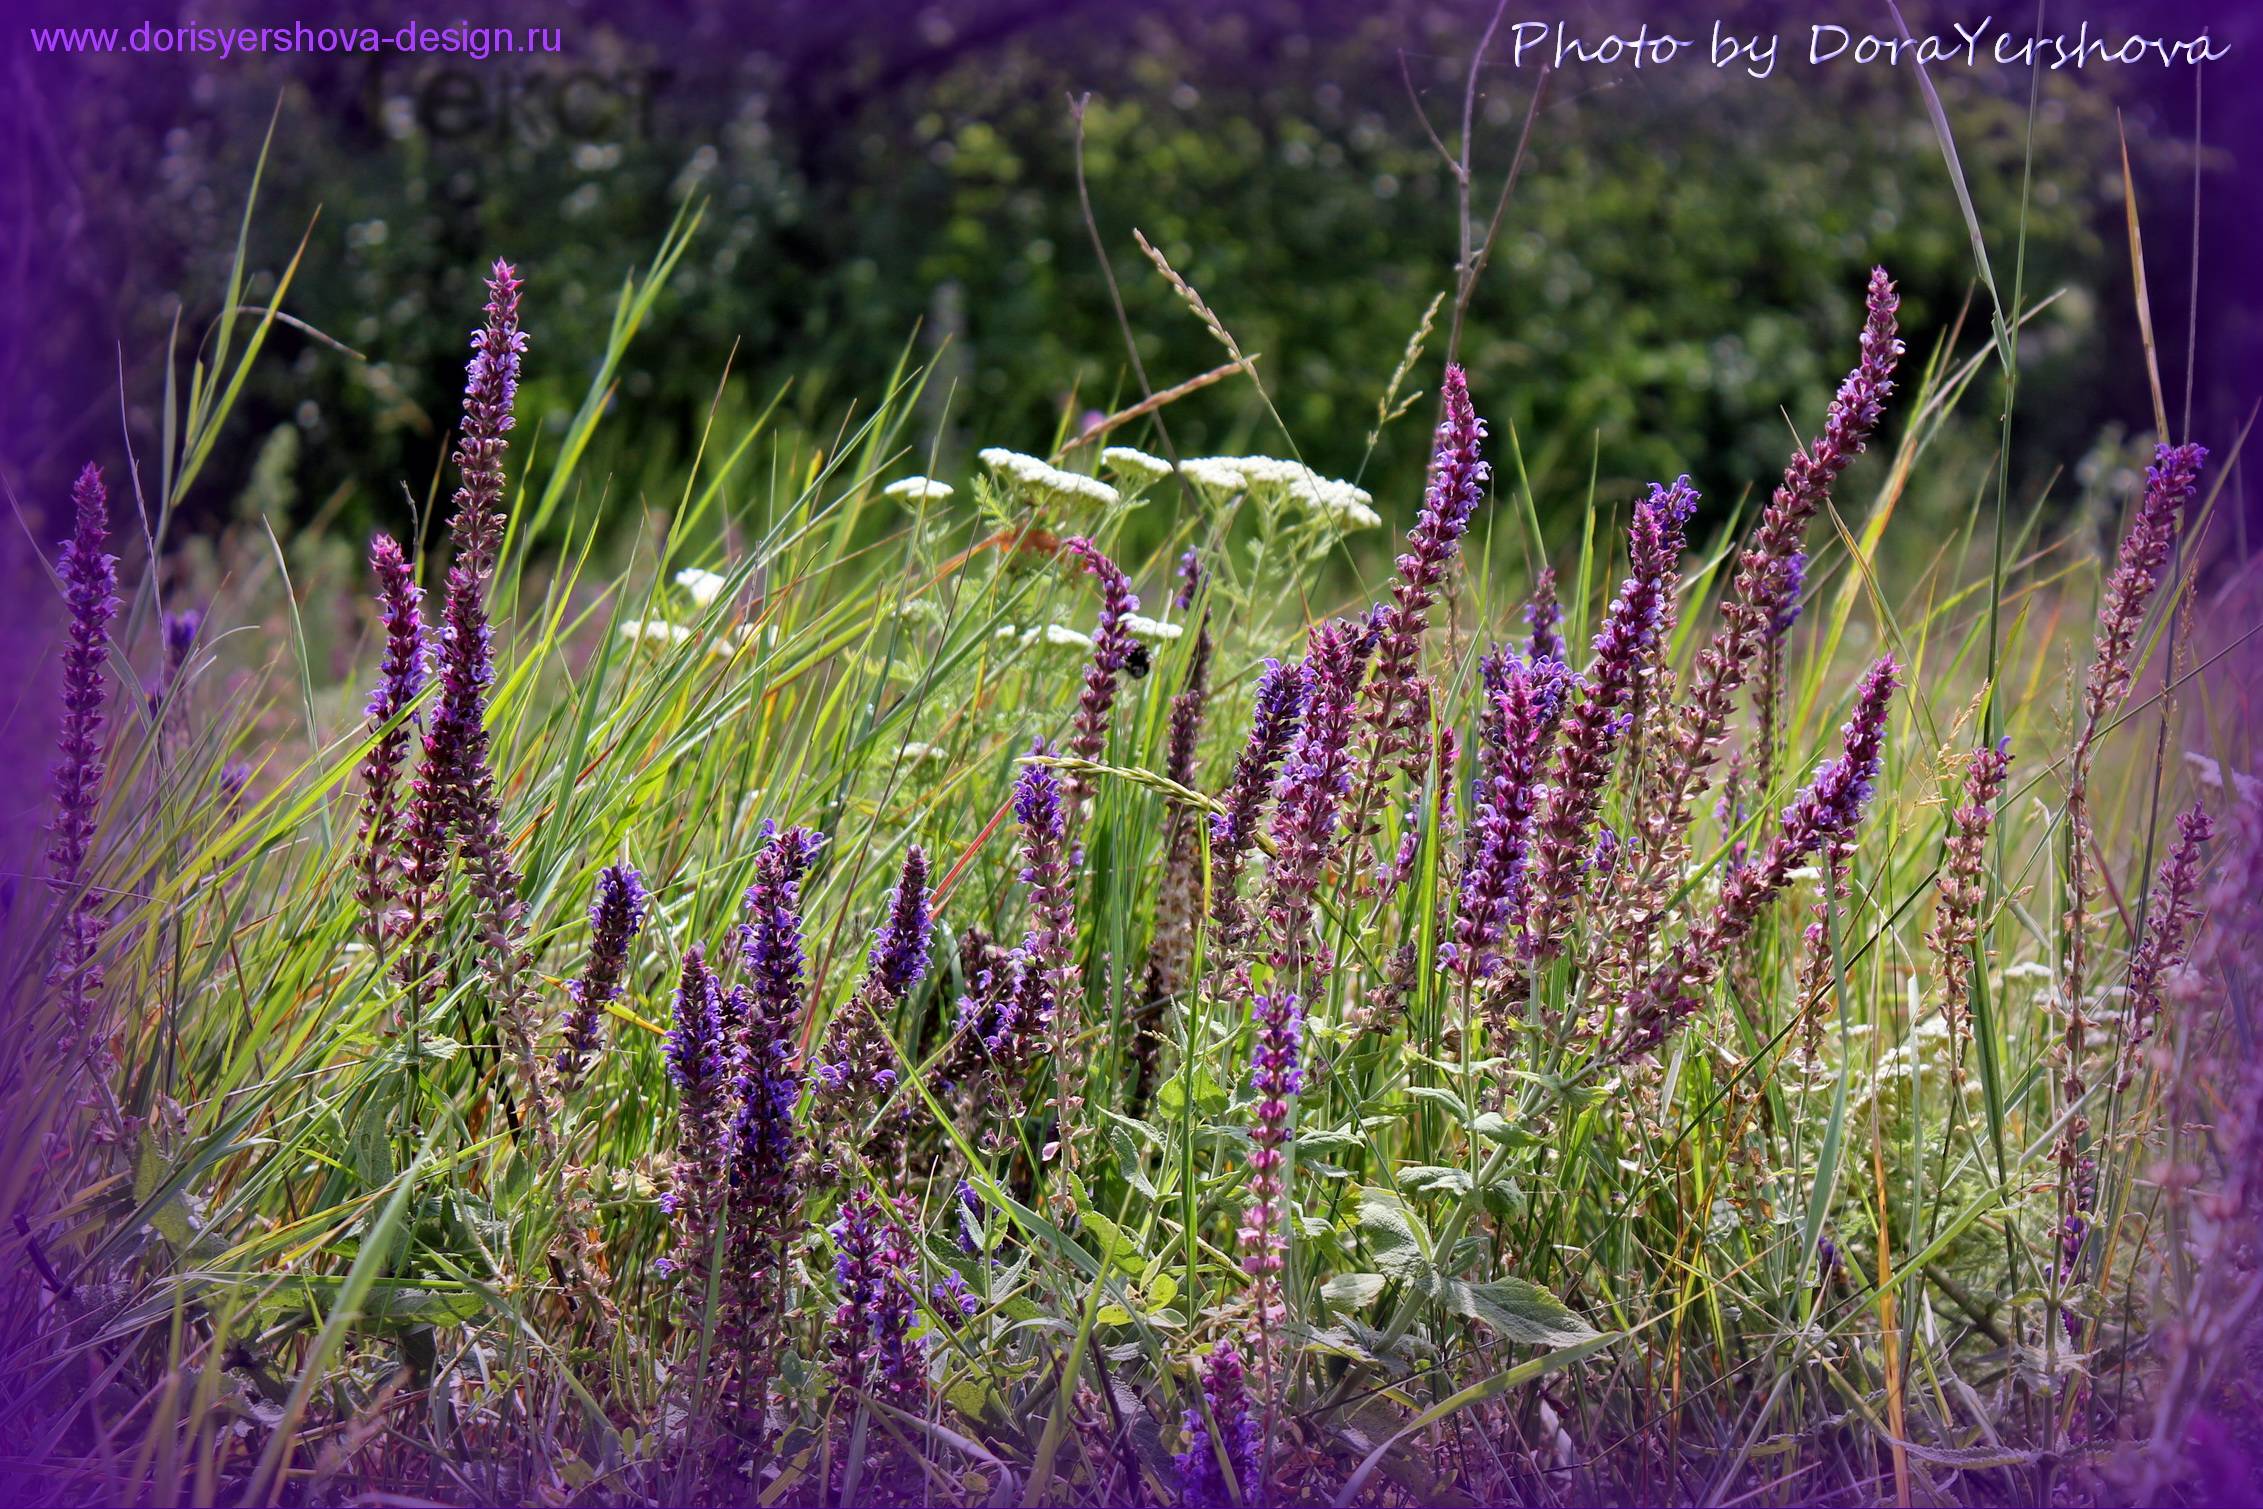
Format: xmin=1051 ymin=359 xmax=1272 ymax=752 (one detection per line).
xmin=46 ymin=464 xmax=121 ymax=1042
xmin=1524 ymin=566 xmax=1566 ymax=664
xmin=356 ymin=535 xmax=424 ymax=923
xmin=1453 ymin=657 xmax=1558 ymax=978
xmin=2085 ymin=441 xmax=2208 ymax=728
xmin=867 ymin=844 xmax=933 ymax=1000
xmin=48 ymin=464 xmax=120 ymax=897
xmin=1617 ymin=655 xmax=1898 ymax=1058
xmin=1353 ymin=365 xmax=1490 ymax=849
xmin=555 ymin=863 xmax=649 ymax=1088
xmin=828 ymin=1188 xmax=924 ymax=1403
xmin=1174 ymin=547 xmax=1204 ymax=611
xmin=1063 ymin=536 xmax=1140 ymax=799
xmin=1177 ymin=1338 xmax=1262 ymax=1508
xmin=1526 ymin=476 xmax=1699 ymax=959
xmin=1265 ymin=617 xmax=1375 ymax=978
xmin=1209 ymin=658 xmax=1306 ymax=939
xmin=1237 ymin=991 xmax=1302 ymax=1318
xmin=664 ymin=946 xmax=730 ymax=1282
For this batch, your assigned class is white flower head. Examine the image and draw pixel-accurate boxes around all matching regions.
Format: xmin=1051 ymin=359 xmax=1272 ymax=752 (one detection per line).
xmin=1020 ymin=623 xmax=1095 ymax=652
xmin=979 ymin=447 xmax=1121 ymax=509
xmin=619 ymin=618 xmax=694 ymax=647
xmin=1121 ymin=613 xmax=1184 ymax=642
xmin=1101 ymin=446 xmax=1172 ymax=484
xmin=898 ymin=741 xmax=949 ymax=764
xmin=674 ymin=567 xmax=729 ymax=608
xmin=1176 ymin=457 xmax=1250 ymax=500
xmin=884 ymin=475 xmax=955 ymax=506
xmin=1288 ymin=474 xmax=1381 ymax=530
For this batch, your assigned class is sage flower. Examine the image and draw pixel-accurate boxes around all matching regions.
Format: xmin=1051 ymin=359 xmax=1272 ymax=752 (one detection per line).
xmin=2118 ymin=800 xmax=2213 ymax=1091
xmin=1265 ymin=616 xmax=1374 ymax=979
xmin=46 ymin=463 xmax=121 ymax=1038
xmin=1063 ymin=537 xmax=1140 ymax=798
xmin=555 ymin=863 xmax=648 ymax=1089
xmin=356 ymin=535 xmax=424 ymax=924
xmin=828 ymin=1188 xmax=923 ymax=1402
xmin=1618 ymin=654 xmax=1897 ymax=1057
xmin=1526 ymin=476 xmax=1699 ymax=960
xmin=1237 ymin=991 xmax=1302 ymax=1318
xmin=662 ymin=946 xmax=730 ymax=1281
xmin=1177 ymin=1338 xmax=1261 ymax=1507
xmin=1209 ymin=658 xmax=1305 ymax=940
xmin=1928 ymin=739 xmax=2011 ymax=1079
xmin=2084 ymin=442 xmax=2208 ymax=730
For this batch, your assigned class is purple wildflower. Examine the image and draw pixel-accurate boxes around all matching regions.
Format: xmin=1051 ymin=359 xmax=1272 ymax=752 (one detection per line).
xmin=1617 ymin=655 xmax=1897 ymax=1057
xmin=2118 ymin=800 xmax=2213 ymax=1091
xmin=1177 ymin=1338 xmax=1262 ymax=1508
xmin=390 ymin=262 xmax=527 ymax=1011
xmin=357 ymin=536 xmax=424 ymax=927
xmin=1620 ymin=273 xmax=1902 ymax=956
xmin=932 ymin=1269 xmax=979 ymax=1327
xmin=828 ymin=1188 xmax=923 ymax=1403
xmin=1347 ymin=365 xmax=1490 ymax=873
xmin=1063 ymin=537 xmax=1140 ymax=799
xmin=1930 ymin=738 xmax=2012 ymax=1078
xmin=1451 ymin=657 xmax=1558 ymax=979
xmin=46 ymin=463 xmax=121 ymax=1041
xmin=1237 ymin=991 xmax=1302 ymax=1318
xmin=867 ymin=844 xmax=933 ymax=1000
xmin=151 ymin=608 xmax=202 ymax=720
xmin=555 ymin=863 xmax=648 ymax=1089
xmin=663 ymin=946 xmax=730 ymax=1282
xmin=1526 ymin=476 xmax=1699 ymax=960
xmin=1264 ymin=617 xmax=1375 ymax=979
xmin=2087 ymin=442 xmax=2208 ymax=728
xmin=1174 ymin=547 xmax=1204 ymax=611
xmin=1209 ymin=658 xmax=1306 ymax=940
xmin=1525 ymin=566 xmax=1566 ymax=664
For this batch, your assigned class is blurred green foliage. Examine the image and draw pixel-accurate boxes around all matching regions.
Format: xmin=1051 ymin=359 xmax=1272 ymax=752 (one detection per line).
xmin=8 ymin=0 xmax=2181 ymax=546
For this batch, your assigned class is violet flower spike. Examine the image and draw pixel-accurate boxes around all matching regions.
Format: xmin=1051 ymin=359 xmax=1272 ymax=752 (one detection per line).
xmin=1452 ymin=658 xmax=1555 ymax=979
xmin=2117 ymin=800 xmax=2214 ymax=1091
xmin=1352 ymin=364 xmax=1490 ymax=849
xmin=828 ymin=1188 xmax=923 ymax=1402
xmin=46 ymin=463 xmax=121 ymax=1042
xmin=1173 ymin=546 xmax=1203 ymax=611
xmin=555 ymin=863 xmax=648 ymax=1088
xmin=1236 ymin=991 xmax=1302 ymax=1319
xmin=2085 ymin=442 xmax=2208 ymax=729
xmin=1264 ymin=617 xmax=1374 ymax=979
xmin=1617 ymin=655 xmax=1898 ymax=1058
xmin=1524 ymin=565 xmax=1566 ymax=664
xmin=1063 ymin=536 xmax=1140 ymax=799
xmin=866 ymin=844 xmax=933 ymax=1000
xmin=1176 ymin=1338 xmax=1262 ymax=1508
xmin=662 ymin=946 xmax=730 ymax=1281
xmin=47 ymin=464 xmax=120 ymax=897
xmin=1209 ymin=657 xmax=1306 ymax=939
xmin=1525 ymin=476 xmax=1699 ymax=959
xmin=356 ymin=535 xmax=424 ymax=924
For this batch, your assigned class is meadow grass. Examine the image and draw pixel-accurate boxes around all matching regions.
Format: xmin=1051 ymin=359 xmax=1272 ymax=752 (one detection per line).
xmin=1 ymin=148 xmax=2257 ymax=1509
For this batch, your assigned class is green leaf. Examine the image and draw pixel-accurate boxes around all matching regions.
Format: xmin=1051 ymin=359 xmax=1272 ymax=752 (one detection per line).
xmin=1321 ymin=1272 xmax=1389 ymax=1310
xmin=1449 ymin=1278 xmax=1599 ymax=1348
xmin=1355 ymin=1188 xmax=1432 ymax=1280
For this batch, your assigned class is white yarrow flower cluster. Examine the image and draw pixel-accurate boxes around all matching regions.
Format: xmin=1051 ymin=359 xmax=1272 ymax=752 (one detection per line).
xmin=1019 ymin=623 xmax=1096 ymax=651
xmin=1176 ymin=456 xmax=1252 ymax=500
xmin=619 ymin=618 xmax=695 ymax=647
xmin=674 ymin=567 xmax=729 ymax=607
xmin=1101 ymin=446 xmax=1172 ymax=483
xmin=1286 ymin=474 xmax=1380 ymax=530
xmin=1121 ymin=613 xmax=1184 ymax=642
xmin=884 ymin=475 xmax=955 ymax=506
xmin=978 ymin=447 xmax=1121 ymax=509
